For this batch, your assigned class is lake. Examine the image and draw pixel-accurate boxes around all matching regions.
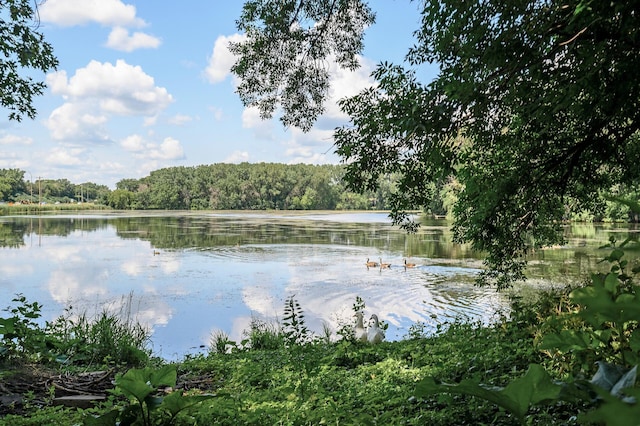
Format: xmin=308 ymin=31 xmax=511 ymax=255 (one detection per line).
xmin=1 ymin=211 xmax=638 ymax=360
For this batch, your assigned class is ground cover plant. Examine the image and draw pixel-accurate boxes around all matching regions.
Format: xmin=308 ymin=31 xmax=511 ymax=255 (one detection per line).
xmin=1 ymin=247 xmax=640 ymax=424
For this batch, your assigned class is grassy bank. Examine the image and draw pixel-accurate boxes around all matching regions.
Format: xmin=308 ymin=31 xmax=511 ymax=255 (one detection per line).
xmin=2 ymin=246 xmax=640 ymax=425
xmin=0 ymin=304 xmax=547 ymax=425
xmin=0 ymin=203 xmax=110 ymax=215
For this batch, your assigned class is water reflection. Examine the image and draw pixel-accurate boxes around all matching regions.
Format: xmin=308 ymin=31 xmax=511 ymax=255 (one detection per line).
xmin=1 ymin=212 xmax=639 ymax=360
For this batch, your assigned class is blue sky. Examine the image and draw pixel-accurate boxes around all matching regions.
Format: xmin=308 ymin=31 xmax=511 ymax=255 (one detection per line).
xmin=0 ymin=1 xmax=432 ymax=189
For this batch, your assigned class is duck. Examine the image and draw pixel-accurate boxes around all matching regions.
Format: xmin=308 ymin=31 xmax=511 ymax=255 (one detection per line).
xmin=353 ymin=312 xmax=368 ymax=342
xmin=366 ymin=258 xmax=379 ymax=267
xmin=404 ymin=258 xmax=416 ymax=268
xmin=379 ymin=258 xmax=391 ymax=269
xmin=153 ymin=250 xmax=160 ymax=255
xmin=367 ymin=314 xmax=385 ymax=344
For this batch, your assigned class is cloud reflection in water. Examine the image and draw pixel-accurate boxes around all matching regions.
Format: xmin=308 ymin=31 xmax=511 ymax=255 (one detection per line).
xmin=0 ymin=213 xmax=510 ymax=361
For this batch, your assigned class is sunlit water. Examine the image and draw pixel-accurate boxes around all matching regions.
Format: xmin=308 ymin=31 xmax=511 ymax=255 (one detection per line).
xmin=1 ymin=211 xmax=638 ymax=360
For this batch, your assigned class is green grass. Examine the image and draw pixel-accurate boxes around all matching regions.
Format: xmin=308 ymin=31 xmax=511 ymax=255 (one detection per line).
xmin=0 ymin=203 xmax=109 ymax=215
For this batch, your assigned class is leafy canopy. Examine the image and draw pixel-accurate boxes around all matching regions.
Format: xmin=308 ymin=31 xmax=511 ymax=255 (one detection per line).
xmin=232 ymin=0 xmax=640 ymax=288
xmin=0 ymin=0 xmax=58 ymax=121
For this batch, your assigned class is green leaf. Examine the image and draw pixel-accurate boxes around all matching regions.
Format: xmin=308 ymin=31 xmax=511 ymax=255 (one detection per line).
xmin=609 ymin=249 xmax=625 ymax=262
xmin=116 ymin=365 xmax=177 ymax=403
xmin=116 ymin=369 xmax=155 ymax=402
xmin=415 ymin=376 xmax=522 ymax=417
xmin=149 ymin=364 xmax=177 ymax=388
xmin=415 ymin=364 xmax=562 ymax=421
xmin=161 ymin=391 xmax=216 ymax=417
xmin=604 ymin=273 xmax=620 ymax=293
xmin=539 ymin=330 xmax=591 ymax=353
xmin=629 ymin=329 xmax=640 ymax=353
xmin=0 ymin=317 xmax=16 ymax=335
xmin=82 ymin=409 xmax=119 ymax=426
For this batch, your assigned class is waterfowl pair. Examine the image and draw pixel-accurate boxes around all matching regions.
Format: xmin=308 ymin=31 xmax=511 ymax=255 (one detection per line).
xmin=353 ymin=312 xmax=385 ymax=344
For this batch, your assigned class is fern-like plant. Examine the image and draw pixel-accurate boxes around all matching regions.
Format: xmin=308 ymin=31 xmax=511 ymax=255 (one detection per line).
xmin=282 ymin=295 xmax=311 ymax=346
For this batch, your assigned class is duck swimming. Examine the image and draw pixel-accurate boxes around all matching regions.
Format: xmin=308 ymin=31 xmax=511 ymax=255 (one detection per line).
xmin=366 ymin=258 xmax=379 ymax=267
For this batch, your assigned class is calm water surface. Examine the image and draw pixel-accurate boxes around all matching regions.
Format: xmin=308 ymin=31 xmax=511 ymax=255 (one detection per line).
xmin=1 ymin=211 xmax=638 ymax=360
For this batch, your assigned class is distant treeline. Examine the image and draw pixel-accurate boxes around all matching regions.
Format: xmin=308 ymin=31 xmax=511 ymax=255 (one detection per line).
xmin=0 ymin=168 xmax=109 ymax=205
xmin=2 ymin=164 xmax=639 ymax=221
xmin=108 ymin=163 xmax=405 ymax=211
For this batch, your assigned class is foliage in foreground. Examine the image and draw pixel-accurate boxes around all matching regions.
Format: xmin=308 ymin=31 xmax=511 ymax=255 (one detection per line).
xmin=0 ymin=0 xmax=58 ymax=122
xmin=0 ymin=297 xmax=151 ymax=368
xmin=3 ymin=247 xmax=640 ymax=424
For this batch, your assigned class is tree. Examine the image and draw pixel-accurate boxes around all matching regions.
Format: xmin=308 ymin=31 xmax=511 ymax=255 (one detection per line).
xmin=0 ymin=0 xmax=58 ymax=121
xmin=229 ymin=0 xmax=375 ymax=131
xmin=0 ymin=168 xmax=26 ymax=200
xmin=107 ymin=189 xmax=135 ymax=210
xmin=232 ymin=0 xmax=640 ymax=288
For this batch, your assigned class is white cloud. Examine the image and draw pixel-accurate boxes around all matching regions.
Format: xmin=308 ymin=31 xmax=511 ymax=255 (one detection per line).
xmin=209 ymin=106 xmax=223 ymax=121
xmin=148 ymin=137 xmax=184 ymax=160
xmin=242 ymin=106 xmax=275 ymax=140
xmin=120 ymin=134 xmax=146 ymax=152
xmin=0 ymin=134 xmax=33 ymax=145
xmin=106 ymin=27 xmax=161 ymax=52
xmin=283 ymin=128 xmax=339 ymax=163
xmin=168 ymin=114 xmax=193 ymax=126
xmin=45 ymin=60 xmax=173 ymax=142
xmin=45 ymin=147 xmax=86 ymax=166
xmin=121 ymin=134 xmax=184 ymax=161
xmin=205 ymin=33 xmax=245 ymax=84
xmin=96 ymin=161 xmax=126 ymax=174
xmin=39 ymin=0 xmax=146 ymax=27
xmin=322 ymin=55 xmax=376 ymax=123
xmin=224 ymin=151 xmax=249 ymax=163
xmin=143 ymin=116 xmax=158 ymax=127
xmin=48 ymin=60 xmax=173 ymax=116
xmin=0 ymin=153 xmax=30 ymax=169
xmin=46 ymin=103 xmax=110 ymax=142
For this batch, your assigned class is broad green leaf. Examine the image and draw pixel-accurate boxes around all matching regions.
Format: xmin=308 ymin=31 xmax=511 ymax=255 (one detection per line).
xmin=502 ymin=364 xmax=563 ymax=414
xmin=82 ymin=409 xmax=119 ymax=426
xmin=415 ymin=377 xmax=523 ymax=418
xmin=0 ymin=317 xmax=16 ymax=335
xmin=149 ymin=364 xmax=177 ymax=388
xmin=539 ymin=330 xmax=591 ymax=353
xmin=415 ymin=364 xmax=562 ymax=420
xmin=161 ymin=391 xmax=216 ymax=416
xmin=604 ymin=273 xmax=620 ymax=293
xmin=116 ymin=369 xmax=155 ymax=402
xmin=116 ymin=365 xmax=177 ymax=402
xmin=144 ymin=395 xmax=165 ymax=411
xmin=629 ymin=329 xmax=640 ymax=353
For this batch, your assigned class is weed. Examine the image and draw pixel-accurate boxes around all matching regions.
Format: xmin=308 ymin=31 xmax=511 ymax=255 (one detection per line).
xmin=1 ymin=295 xmax=150 ymax=368
xmin=243 ymin=316 xmax=283 ymax=350
xmin=0 ymin=295 xmax=51 ymax=364
xmin=282 ymin=295 xmax=312 ymax=346
xmin=209 ymin=329 xmax=234 ymax=354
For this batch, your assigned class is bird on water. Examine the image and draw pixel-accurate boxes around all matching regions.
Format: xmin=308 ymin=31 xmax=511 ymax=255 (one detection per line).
xmin=366 ymin=258 xmax=379 ymax=267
